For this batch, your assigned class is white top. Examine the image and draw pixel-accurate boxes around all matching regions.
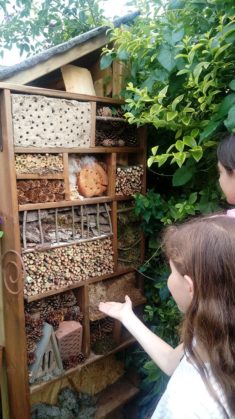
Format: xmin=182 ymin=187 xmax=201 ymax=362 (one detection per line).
xmin=151 ymin=355 xmax=232 ymax=419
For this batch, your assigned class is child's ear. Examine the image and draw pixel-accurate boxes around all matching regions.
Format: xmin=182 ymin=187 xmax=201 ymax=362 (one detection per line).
xmin=184 ymin=275 xmax=194 ymax=298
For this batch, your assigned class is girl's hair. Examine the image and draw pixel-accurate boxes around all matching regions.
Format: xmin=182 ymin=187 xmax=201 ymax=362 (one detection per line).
xmin=163 ymin=216 xmax=235 ymax=416
xmin=217 ymin=133 xmax=235 ymax=172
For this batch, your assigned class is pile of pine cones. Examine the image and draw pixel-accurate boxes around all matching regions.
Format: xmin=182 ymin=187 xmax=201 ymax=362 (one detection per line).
xmin=90 ymin=317 xmax=116 ymax=355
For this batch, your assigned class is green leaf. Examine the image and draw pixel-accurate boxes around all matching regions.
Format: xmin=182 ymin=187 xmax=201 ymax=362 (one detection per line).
xmin=183 ymin=135 xmax=197 ymax=147
xmin=151 ymin=146 xmax=159 ymax=156
xmin=157 ymin=45 xmax=175 ymax=72
xmin=0 ymin=231 xmax=3 ymax=238
xmin=171 ymin=94 xmax=184 ymax=111
xmin=171 ymin=152 xmax=187 ymax=167
xmin=117 ymin=49 xmax=129 ymax=60
xmin=224 ymin=105 xmax=235 ymax=131
xmin=190 ymin=146 xmax=203 ymax=162
xmin=229 ymin=80 xmax=235 ymax=91
xmin=199 ymin=119 xmax=221 ymax=142
xmin=188 ymin=192 xmax=198 ymax=204
xmin=100 ymin=54 xmax=113 ymax=70
xmin=217 ymin=93 xmax=235 ymax=117
xmin=175 ymin=140 xmax=184 ymax=151
xmin=172 ymin=165 xmax=193 ymax=186
xmin=166 ymin=111 xmax=178 ymax=121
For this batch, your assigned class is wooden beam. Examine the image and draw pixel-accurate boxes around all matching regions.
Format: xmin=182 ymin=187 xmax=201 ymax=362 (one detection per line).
xmin=0 ymin=82 xmax=124 ymax=104
xmin=0 ymin=89 xmax=31 ymax=418
xmin=3 ymin=32 xmax=109 ymax=85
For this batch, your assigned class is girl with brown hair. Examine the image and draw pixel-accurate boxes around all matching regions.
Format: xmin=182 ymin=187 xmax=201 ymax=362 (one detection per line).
xmin=217 ymin=133 xmax=235 ymax=207
xmin=99 ymin=215 xmax=235 ymax=418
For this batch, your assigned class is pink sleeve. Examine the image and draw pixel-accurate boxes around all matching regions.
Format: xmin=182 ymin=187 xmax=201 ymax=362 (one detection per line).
xmin=226 ymin=209 xmax=235 ymax=218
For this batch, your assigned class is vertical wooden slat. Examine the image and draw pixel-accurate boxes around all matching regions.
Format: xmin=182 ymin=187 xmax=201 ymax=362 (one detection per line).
xmin=106 ymin=152 xmax=116 ymax=198
xmin=0 ymin=89 xmax=31 ymax=419
xmin=76 ymin=285 xmax=90 ymax=357
xmin=63 ymin=152 xmax=70 ymax=200
xmin=111 ymin=201 xmax=118 ymax=273
xmin=90 ymin=101 xmax=96 ymax=147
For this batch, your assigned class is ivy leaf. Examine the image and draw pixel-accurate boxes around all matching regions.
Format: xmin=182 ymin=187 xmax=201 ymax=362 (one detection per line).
xmin=171 ymin=152 xmax=187 ymax=167
xmin=151 ymin=146 xmax=159 ymax=156
xmin=183 ymin=135 xmax=197 ymax=147
xmin=175 ymin=140 xmax=184 ymax=151
xmin=190 ymin=146 xmax=203 ymax=162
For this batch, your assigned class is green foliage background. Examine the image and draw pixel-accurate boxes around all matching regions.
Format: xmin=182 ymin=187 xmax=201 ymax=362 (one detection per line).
xmin=101 ymin=0 xmax=235 ymax=416
xmin=0 ymin=0 xmax=107 ymax=57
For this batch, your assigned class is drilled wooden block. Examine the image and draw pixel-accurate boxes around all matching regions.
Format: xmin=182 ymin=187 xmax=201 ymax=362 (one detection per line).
xmin=12 ymin=94 xmax=92 ymax=148
xmin=55 ymin=321 xmax=82 ymax=360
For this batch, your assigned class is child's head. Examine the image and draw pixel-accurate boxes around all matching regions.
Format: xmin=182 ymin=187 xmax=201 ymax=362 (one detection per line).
xmin=163 ymin=215 xmax=235 ymax=414
xmin=217 ymin=133 xmax=235 ymax=204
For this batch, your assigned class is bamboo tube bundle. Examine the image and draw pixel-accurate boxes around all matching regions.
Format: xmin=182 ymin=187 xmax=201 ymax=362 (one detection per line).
xmin=115 ymin=165 xmax=144 ymax=196
xmin=15 ymin=153 xmax=64 ymax=175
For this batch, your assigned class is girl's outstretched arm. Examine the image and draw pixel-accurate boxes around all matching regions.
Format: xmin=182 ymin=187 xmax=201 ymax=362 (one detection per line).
xmin=99 ymin=296 xmax=183 ymax=376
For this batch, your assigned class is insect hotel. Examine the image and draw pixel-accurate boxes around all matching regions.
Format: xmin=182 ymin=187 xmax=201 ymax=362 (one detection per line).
xmin=0 ymin=12 xmax=147 ymax=419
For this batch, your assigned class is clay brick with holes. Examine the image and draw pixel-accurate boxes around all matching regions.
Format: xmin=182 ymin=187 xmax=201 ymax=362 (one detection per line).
xmin=55 ymin=320 xmax=83 ymax=360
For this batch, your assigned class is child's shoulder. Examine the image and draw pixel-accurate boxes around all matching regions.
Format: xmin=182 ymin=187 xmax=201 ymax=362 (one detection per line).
xmin=152 ymin=356 xmax=228 ymax=419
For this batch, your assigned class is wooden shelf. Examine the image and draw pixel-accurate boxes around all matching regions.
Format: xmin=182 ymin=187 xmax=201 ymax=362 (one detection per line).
xmin=95 ymin=376 xmax=139 ymax=419
xmin=17 ymin=173 xmax=64 ymax=180
xmin=18 ymin=196 xmax=112 ymax=211
xmin=30 ymin=337 xmax=136 ymax=394
xmin=25 ymin=267 xmax=136 ymax=302
xmin=96 ymin=116 xmax=126 ymax=122
xmin=0 ymin=82 xmax=125 ymax=104
xmin=87 ymin=266 xmax=136 ymax=285
xmin=15 ymin=146 xmax=143 ymax=154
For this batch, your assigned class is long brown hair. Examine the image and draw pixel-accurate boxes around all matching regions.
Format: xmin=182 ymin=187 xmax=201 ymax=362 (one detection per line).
xmin=163 ymin=215 xmax=235 ymax=416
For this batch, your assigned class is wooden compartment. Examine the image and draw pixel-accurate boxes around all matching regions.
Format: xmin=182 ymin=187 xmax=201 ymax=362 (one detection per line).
xmin=15 ymin=153 xmax=64 ymax=176
xmin=19 ymin=203 xmax=112 ymax=250
xmin=95 ymin=102 xmax=138 ymax=147
xmin=115 ymin=153 xmax=144 ymax=197
xmin=68 ymin=154 xmax=109 ymax=200
xmin=117 ymin=202 xmax=142 ymax=269
xmin=12 ymin=94 xmax=95 ymax=148
xmin=89 ymin=272 xmax=145 ymax=321
xmin=17 ymin=179 xmax=65 ymax=205
xmin=23 ymin=237 xmax=114 ymax=298
xmin=25 ymin=288 xmax=86 ymax=383
xmin=90 ymin=317 xmax=117 ymax=355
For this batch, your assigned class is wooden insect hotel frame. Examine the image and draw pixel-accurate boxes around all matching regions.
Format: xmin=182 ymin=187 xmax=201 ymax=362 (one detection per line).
xmin=0 ymin=82 xmax=147 ymax=419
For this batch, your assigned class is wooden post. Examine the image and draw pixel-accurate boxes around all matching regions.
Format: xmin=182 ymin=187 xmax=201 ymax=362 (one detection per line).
xmin=0 ymin=89 xmax=31 ymax=418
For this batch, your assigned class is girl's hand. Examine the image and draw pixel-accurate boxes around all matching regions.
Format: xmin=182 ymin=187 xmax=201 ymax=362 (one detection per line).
xmin=99 ymin=295 xmax=132 ymax=322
